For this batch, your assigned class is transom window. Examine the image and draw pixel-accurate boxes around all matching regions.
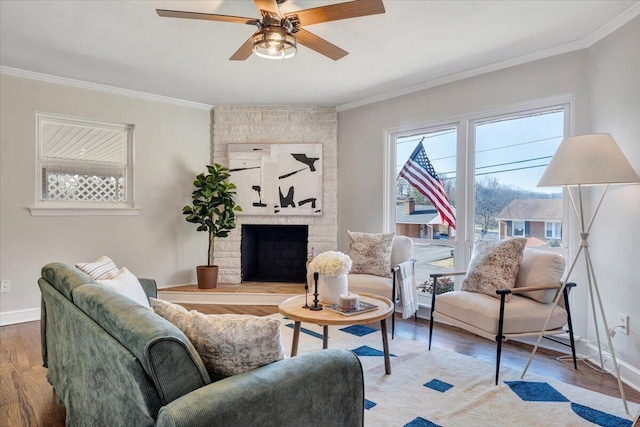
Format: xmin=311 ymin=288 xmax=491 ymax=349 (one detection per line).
xmin=35 ymin=113 xmax=134 ymax=210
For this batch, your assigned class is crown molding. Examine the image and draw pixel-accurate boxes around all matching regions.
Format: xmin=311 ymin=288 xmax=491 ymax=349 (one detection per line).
xmin=0 ymin=66 xmax=214 ymax=111
xmin=337 ymin=4 xmax=640 ymax=112
xmin=582 ymin=1 xmax=640 ymax=47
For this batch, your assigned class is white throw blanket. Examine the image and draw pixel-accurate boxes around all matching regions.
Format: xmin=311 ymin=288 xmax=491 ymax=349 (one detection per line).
xmin=396 ymin=260 xmax=418 ymax=319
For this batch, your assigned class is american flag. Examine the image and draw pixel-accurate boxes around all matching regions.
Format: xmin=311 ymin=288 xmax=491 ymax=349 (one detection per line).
xmin=399 ymin=142 xmax=456 ymax=229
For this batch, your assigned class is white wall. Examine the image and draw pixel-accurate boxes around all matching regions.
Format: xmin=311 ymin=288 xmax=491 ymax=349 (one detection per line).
xmin=337 ymin=37 xmax=640 ymax=381
xmin=0 ymin=74 xmax=211 ymax=322
xmin=586 ymin=16 xmax=640 ymax=375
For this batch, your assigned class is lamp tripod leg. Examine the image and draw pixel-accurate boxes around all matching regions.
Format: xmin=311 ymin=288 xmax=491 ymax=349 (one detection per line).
xmin=584 ymin=248 xmax=629 ymax=415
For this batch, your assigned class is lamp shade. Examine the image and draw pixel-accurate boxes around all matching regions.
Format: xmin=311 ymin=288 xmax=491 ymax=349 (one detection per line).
xmin=538 ymin=134 xmax=640 ymax=187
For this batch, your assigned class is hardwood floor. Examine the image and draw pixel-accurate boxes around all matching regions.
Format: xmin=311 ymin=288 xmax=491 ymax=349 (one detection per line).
xmin=2 ymin=305 xmax=639 ymax=426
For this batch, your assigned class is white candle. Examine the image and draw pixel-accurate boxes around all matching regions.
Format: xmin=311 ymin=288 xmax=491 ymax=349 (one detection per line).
xmin=340 ymin=292 xmax=359 ymax=310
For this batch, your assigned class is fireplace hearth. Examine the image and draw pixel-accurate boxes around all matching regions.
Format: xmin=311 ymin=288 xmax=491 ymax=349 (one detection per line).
xmin=241 ymin=225 xmax=308 ymax=283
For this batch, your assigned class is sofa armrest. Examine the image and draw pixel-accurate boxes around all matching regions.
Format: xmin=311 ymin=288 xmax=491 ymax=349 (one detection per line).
xmin=156 ymin=349 xmax=364 ymax=427
xmin=138 ymin=278 xmax=157 ymax=299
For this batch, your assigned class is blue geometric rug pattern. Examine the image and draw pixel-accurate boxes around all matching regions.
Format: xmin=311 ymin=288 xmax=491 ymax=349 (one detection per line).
xmin=273 ymin=315 xmax=638 ymax=426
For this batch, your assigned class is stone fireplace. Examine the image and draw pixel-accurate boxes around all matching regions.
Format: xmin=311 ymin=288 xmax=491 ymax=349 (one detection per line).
xmin=212 ymin=106 xmax=338 ymax=284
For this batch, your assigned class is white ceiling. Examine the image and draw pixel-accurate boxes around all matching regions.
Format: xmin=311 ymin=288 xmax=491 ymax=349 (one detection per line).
xmin=1 ymin=1 xmax=638 ymax=109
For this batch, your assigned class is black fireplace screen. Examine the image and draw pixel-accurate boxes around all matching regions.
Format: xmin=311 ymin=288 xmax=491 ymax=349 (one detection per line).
xmin=241 ymin=225 xmax=308 ymax=283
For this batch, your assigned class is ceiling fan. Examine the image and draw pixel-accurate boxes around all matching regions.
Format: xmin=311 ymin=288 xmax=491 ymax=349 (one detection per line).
xmin=156 ymin=0 xmax=385 ymax=61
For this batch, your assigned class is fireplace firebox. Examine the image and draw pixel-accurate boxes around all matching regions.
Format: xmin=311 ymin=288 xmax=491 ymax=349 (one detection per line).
xmin=241 ymin=225 xmax=308 ymax=283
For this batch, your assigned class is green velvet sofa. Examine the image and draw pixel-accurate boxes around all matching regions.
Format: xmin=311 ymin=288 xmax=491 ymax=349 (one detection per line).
xmin=39 ymin=263 xmax=365 ymax=427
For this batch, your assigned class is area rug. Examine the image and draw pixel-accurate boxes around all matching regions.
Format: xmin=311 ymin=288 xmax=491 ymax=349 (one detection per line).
xmin=271 ymin=314 xmax=639 ymax=427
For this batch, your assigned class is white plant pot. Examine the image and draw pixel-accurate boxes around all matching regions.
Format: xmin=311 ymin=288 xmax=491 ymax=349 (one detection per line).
xmin=318 ymin=274 xmax=348 ymax=304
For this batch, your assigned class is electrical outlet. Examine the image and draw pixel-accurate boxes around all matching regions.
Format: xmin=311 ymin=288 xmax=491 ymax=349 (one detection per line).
xmin=0 ymin=280 xmax=10 ymax=293
xmin=618 ymin=313 xmax=629 ymax=335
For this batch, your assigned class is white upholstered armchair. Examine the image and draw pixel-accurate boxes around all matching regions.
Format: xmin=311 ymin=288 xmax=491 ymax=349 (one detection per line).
xmin=348 ymin=235 xmax=414 ymax=337
xmin=428 ymin=245 xmax=578 ymax=384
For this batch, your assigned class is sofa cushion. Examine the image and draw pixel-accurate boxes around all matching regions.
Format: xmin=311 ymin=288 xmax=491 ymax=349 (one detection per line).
xmin=515 ymin=248 xmax=565 ymax=303
xmin=435 ymin=291 xmax=567 ymax=335
xmin=72 ymin=284 xmax=210 ymax=404
xmin=348 ymin=231 xmax=394 ymax=278
xmin=76 ymin=255 xmax=119 ymax=280
xmin=42 ymin=262 xmax=97 ymax=301
xmin=150 ymin=298 xmax=285 ymax=381
xmin=461 ymin=238 xmax=527 ymax=301
xmin=97 ymin=267 xmax=151 ymax=309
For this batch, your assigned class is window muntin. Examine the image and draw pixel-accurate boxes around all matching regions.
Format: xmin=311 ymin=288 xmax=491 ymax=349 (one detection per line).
xmin=36 ymin=114 xmax=133 ymax=206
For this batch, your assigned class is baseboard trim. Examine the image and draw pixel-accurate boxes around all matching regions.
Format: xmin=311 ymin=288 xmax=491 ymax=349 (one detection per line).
xmin=582 ymin=342 xmax=640 ymax=395
xmin=0 ymin=308 xmax=41 ymax=326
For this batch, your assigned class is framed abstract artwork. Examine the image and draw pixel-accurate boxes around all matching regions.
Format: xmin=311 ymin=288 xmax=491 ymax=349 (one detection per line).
xmin=229 ymin=143 xmax=322 ymax=216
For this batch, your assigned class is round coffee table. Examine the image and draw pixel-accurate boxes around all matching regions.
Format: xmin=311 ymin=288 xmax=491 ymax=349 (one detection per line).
xmin=278 ymin=292 xmax=394 ymax=374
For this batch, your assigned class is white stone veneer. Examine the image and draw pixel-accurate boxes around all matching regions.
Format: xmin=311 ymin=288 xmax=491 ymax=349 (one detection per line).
xmin=212 ymin=106 xmax=338 ymax=283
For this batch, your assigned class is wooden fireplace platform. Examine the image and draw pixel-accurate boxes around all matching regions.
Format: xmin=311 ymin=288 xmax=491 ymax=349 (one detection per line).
xmin=158 ymin=282 xmax=306 ymax=306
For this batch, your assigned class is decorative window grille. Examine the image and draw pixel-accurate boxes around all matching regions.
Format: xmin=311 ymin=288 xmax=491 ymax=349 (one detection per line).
xmin=36 ymin=114 xmax=133 ymax=205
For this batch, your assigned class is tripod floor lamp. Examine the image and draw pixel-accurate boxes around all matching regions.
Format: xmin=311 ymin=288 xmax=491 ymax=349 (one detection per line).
xmin=521 ymin=133 xmax=640 ymax=415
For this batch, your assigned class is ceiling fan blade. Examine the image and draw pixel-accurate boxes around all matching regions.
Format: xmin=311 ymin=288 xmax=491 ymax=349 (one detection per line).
xmin=285 ymin=0 xmax=384 ymax=26
xmin=295 ymin=29 xmax=348 ymax=61
xmin=253 ymin=0 xmax=281 ymax=16
xmin=156 ymin=9 xmax=254 ymax=25
xmin=230 ymin=36 xmax=255 ymax=61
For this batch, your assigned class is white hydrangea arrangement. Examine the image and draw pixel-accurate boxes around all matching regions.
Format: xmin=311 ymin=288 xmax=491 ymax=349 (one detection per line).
xmin=308 ymin=251 xmax=352 ymax=277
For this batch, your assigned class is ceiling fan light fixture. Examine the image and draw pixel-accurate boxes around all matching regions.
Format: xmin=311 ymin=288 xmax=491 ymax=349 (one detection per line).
xmin=252 ymin=27 xmax=297 ymax=59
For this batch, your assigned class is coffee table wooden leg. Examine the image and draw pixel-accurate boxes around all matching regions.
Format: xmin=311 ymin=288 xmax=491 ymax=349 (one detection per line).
xmin=291 ymin=321 xmax=301 ymax=357
xmin=323 ymin=325 xmax=329 ymax=349
xmin=381 ymin=318 xmax=391 ymax=374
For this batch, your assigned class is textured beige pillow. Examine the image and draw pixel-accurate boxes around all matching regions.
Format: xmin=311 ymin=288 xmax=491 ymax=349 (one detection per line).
xmin=515 ymin=248 xmax=566 ymax=303
xmin=461 ymin=238 xmax=527 ymax=301
xmin=149 ymin=298 xmax=192 ymax=331
xmin=348 ymin=231 xmax=395 ymax=278
xmin=188 ymin=313 xmax=285 ymax=380
xmin=76 ymin=256 xmax=119 ymax=280
xmin=149 ymin=300 xmax=285 ymax=381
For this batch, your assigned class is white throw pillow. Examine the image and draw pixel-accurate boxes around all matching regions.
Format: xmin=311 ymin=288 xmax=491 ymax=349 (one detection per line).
xmin=461 ymin=238 xmax=527 ymax=302
xmin=76 ymin=256 xmax=119 ymax=280
xmin=348 ymin=231 xmax=395 ymax=278
xmin=150 ymin=301 xmax=285 ymax=380
xmin=96 ymin=267 xmax=151 ymax=309
xmin=515 ymin=248 xmax=566 ymax=303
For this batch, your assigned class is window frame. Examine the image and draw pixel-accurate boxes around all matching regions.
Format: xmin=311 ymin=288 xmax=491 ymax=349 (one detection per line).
xmin=29 ymin=113 xmax=139 ymax=216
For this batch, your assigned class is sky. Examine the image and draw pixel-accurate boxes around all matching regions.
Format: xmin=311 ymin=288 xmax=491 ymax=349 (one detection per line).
xmin=396 ymin=109 xmax=565 ymax=195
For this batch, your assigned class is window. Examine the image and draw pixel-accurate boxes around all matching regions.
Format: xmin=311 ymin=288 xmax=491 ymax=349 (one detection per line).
xmin=545 ymin=222 xmax=562 ymax=239
xmin=32 ymin=114 xmax=136 ymax=215
xmin=390 ymin=125 xmax=458 ymax=292
xmin=473 ymin=108 xmax=565 ymax=246
xmin=385 ymin=97 xmax=570 ymax=302
xmin=513 ymin=221 xmax=525 ymax=236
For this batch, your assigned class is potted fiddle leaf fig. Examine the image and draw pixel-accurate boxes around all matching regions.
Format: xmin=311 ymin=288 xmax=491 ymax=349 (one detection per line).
xmin=183 ymin=164 xmax=242 ymax=288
